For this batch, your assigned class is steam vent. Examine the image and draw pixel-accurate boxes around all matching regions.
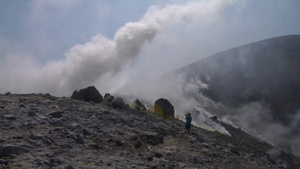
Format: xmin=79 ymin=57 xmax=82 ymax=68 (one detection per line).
xmin=154 ymin=98 xmax=175 ymax=119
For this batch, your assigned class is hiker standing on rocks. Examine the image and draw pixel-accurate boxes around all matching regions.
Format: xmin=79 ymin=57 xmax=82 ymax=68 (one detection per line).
xmin=185 ymin=113 xmax=192 ymax=134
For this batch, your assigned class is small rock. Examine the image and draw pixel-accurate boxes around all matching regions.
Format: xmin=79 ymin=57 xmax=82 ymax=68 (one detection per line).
xmin=44 ymin=160 xmax=54 ymax=167
xmin=0 ymin=145 xmax=29 ymax=157
xmin=72 ymin=134 xmax=84 ymax=144
xmin=114 ymin=140 xmax=124 ymax=147
xmin=52 ymin=119 xmax=63 ymax=126
xmin=19 ymin=103 xmax=26 ymax=108
xmin=30 ymin=133 xmax=43 ymax=140
xmin=3 ymin=114 xmax=16 ymax=120
xmin=146 ymin=156 xmax=153 ymax=161
xmin=189 ymin=137 xmax=197 ymax=143
xmin=201 ymin=148 xmax=210 ymax=154
xmin=49 ymin=110 xmax=63 ymax=118
xmin=0 ymin=159 xmax=8 ymax=165
xmin=201 ymin=143 xmax=209 ymax=148
xmin=34 ymin=158 xmax=44 ymax=166
xmin=230 ymin=147 xmax=241 ymax=156
xmin=27 ymin=111 xmax=36 ymax=116
xmin=154 ymin=152 xmax=163 ymax=158
xmin=65 ymin=165 xmax=74 ymax=169
xmin=66 ymin=123 xmax=81 ymax=130
xmin=134 ymin=141 xmax=143 ymax=149
xmin=36 ymin=114 xmax=50 ymax=121
xmin=82 ymin=129 xmax=91 ymax=135
xmin=141 ymin=131 xmax=164 ymax=145
xmin=100 ymin=102 xmax=114 ymax=108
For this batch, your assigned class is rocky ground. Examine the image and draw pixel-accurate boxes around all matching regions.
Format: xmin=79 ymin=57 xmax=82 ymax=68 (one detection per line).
xmin=1 ymin=93 xmax=300 ymax=169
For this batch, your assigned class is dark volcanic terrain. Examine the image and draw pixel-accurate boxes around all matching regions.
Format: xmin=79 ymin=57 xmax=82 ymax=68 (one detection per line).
xmin=177 ymin=35 xmax=300 ymax=125
xmin=175 ymin=35 xmax=300 ymax=157
xmin=1 ymin=93 xmax=300 ymax=168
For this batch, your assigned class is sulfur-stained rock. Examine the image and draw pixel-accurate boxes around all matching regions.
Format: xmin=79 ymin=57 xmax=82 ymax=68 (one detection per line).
xmin=154 ymin=98 xmax=175 ymax=119
xmin=132 ymin=99 xmax=146 ymax=111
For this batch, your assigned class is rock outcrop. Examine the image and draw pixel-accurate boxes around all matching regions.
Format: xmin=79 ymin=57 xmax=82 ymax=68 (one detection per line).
xmin=102 ymin=93 xmax=114 ymax=103
xmin=0 ymin=93 xmax=300 ymax=168
xmin=71 ymin=86 xmax=103 ymax=103
xmin=132 ymin=99 xmax=146 ymax=111
xmin=154 ymin=98 xmax=175 ymax=119
xmin=111 ymin=97 xmax=126 ymax=109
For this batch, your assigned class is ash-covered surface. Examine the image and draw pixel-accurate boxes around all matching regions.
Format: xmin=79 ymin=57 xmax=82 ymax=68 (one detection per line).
xmin=1 ymin=93 xmax=299 ymax=169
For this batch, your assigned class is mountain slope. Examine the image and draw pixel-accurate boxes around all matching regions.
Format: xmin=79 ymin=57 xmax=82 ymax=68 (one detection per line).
xmin=1 ymin=93 xmax=300 ymax=168
xmin=177 ymin=35 xmax=300 ymax=125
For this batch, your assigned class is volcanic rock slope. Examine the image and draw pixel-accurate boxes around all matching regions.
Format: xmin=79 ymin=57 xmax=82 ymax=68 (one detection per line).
xmin=177 ymin=35 xmax=300 ymax=125
xmin=1 ymin=93 xmax=300 ymax=169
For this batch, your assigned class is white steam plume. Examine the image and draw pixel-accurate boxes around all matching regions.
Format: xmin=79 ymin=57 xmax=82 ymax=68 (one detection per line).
xmin=0 ymin=0 xmax=238 ymax=96
xmin=226 ymin=103 xmax=300 ymax=156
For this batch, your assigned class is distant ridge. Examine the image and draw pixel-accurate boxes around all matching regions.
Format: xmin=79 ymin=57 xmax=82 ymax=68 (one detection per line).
xmin=177 ymin=35 xmax=300 ymax=125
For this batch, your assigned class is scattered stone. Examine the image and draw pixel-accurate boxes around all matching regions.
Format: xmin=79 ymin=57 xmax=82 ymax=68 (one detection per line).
xmin=66 ymin=123 xmax=81 ymax=130
xmin=3 ymin=114 xmax=16 ymax=120
xmin=30 ymin=133 xmax=43 ymax=140
xmin=82 ymin=128 xmax=91 ymax=135
xmin=27 ymin=111 xmax=36 ymax=116
xmin=146 ymin=156 xmax=153 ymax=161
xmin=65 ymin=165 xmax=74 ymax=169
xmin=100 ymin=102 xmax=114 ymax=108
xmin=19 ymin=103 xmax=26 ymax=108
xmin=0 ymin=159 xmax=9 ymax=165
xmin=134 ymin=141 xmax=143 ymax=149
xmin=154 ymin=152 xmax=163 ymax=158
xmin=36 ymin=114 xmax=50 ymax=121
xmin=114 ymin=139 xmax=124 ymax=147
xmin=0 ymin=145 xmax=29 ymax=157
xmin=72 ymin=134 xmax=84 ymax=144
xmin=52 ymin=119 xmax=63 ymax=126
xmin=141 ymin=132 xmax=164 ymax=145
xmin=230 ymin=147 xmax=241 ymax=156
xmin=49 ymin=110 xmax=63 ymax=118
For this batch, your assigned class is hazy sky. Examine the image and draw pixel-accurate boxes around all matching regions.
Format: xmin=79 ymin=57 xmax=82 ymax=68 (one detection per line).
xmin=0 ymin=0 xmax=300 ymax=96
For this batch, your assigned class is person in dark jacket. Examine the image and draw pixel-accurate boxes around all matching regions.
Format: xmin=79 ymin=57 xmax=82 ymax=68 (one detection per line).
xmin=185 ymin=113 xmax=192 ymax=134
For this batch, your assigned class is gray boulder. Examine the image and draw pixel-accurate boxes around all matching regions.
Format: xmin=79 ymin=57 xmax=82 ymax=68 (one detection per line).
xmin=71 ymin=86 xmax=103 ymax=103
